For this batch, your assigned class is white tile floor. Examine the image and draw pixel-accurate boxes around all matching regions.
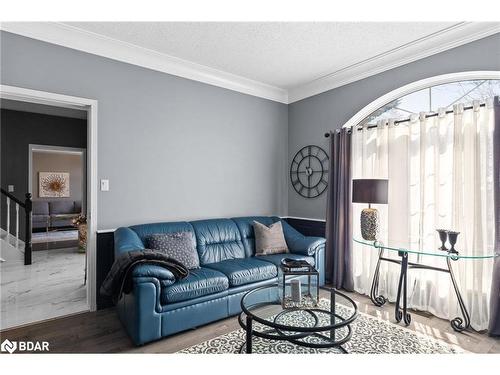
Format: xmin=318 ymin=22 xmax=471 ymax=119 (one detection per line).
xmin=32 ymin=230 xmax=78 ymax=243
xmin=0 ymin=237 xmax=88 ymax=330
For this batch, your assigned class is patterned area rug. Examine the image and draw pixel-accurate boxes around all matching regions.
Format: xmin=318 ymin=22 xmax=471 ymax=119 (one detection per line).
xmin=179 ymin=299 xmax=465 ymax=354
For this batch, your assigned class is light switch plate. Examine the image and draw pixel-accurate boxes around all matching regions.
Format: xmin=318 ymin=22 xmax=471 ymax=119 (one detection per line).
xmin=7 ymin=185 xmax=14 ymax=192
xmin=100 ymin=179 xmax=109 ymax=191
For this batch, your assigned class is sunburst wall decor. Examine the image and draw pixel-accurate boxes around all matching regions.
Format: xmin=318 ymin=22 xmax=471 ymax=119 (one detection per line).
xmin=39 ymin=172 xmax=70 ymax=197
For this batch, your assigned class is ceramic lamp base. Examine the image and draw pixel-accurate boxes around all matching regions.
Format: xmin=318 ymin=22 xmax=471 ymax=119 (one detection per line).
xmin=361 ymin=208 xmax=379 ymax=241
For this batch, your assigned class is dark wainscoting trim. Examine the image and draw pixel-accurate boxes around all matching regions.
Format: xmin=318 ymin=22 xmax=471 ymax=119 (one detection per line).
xmin=283 ymin=217 xmax=326 ymax=237
xmin=96 ymin=231 xmax=115 ymax=310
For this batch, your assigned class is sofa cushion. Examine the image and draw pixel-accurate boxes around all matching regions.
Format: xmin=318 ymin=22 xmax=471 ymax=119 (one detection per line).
xmin=205 ymin=258 xmax=278 ymax=287
xmin=232 ymin=216 xmax=280 ymax=257
xmin=32 ymin=201 xmax=49 ymax=215
xmin=147 ymin=231 xmax=200 ymax=270
xmin=32 ymin=215 xmax=49 ymax=228
xmin=161 ymin=267 xmax=229 ymax=304
xmin=49 ymin=201 xmax=75 ymax=215
xmin=191 ymin=219 xmax=245 ymax=265
xmin=257 ymin=253 xmax=315 ymax=268
xmin=51 ymin=218 xmax=75 ymax=228
xmin=130 ymin=221 xmax=194 ymax=244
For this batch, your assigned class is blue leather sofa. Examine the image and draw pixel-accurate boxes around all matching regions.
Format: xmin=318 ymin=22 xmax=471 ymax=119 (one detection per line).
xmin=114 ymin=216 xmax=326 ymax=345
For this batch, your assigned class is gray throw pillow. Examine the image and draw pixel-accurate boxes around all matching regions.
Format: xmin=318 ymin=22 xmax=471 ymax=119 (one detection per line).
xmin=253 ymin=220 xmax=289 ymax=256
xmin=147 ymin=231 xmax=200 ymax=269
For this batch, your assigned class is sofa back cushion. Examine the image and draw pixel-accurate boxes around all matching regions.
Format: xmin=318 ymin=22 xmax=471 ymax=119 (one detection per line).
xmin=129 ymin=221 xmax=194 ymax=245
xmin=190 ymin=219 xmax=245 ymax=265
xmin=49 ymin=201 xmax=75 ymax=215
xmin=33 ymin=201 xmax=49 ymax=215
xmin=232 ymin=216 xmax=280 ymax=257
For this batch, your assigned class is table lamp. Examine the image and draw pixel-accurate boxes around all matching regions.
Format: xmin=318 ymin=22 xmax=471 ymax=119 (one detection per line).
xmin=352 ymin=179 xmax=388 ymax=241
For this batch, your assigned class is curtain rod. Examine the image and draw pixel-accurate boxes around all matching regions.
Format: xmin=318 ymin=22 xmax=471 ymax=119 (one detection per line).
xmin=324 ymin=102 xmax=486 ymax=137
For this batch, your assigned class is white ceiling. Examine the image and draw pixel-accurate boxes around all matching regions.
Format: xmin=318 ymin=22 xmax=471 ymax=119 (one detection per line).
xmin=64 ymin=22 xmax=457 ymax=89
xmin=2 ymin=22 xmax=500 ymax=103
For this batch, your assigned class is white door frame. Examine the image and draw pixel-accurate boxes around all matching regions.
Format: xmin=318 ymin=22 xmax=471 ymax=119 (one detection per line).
xmin=1 ymin=84 xmax=98 ymax=312
xmin=342 ymin=71 xmax=500 ymax=129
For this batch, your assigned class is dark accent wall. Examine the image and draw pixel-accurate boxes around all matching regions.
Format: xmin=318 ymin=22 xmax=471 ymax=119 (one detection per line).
xmin=284 ymin=217 xmax=325 ymax=237
xmin=0 ymin=109 xmax=87 ymax=239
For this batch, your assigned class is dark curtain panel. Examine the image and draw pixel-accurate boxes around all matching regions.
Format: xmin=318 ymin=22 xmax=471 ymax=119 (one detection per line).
xmin=489 ymin=96 xmax=500 ymax=336
xmin=325 ymin=128 xmax=354 ymax=290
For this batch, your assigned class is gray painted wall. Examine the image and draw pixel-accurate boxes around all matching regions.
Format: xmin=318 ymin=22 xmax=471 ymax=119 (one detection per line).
xmin=0 ymin=31 xmax=289 ymax=230
xmin=288 ymin=32 xmax=500 ymax=220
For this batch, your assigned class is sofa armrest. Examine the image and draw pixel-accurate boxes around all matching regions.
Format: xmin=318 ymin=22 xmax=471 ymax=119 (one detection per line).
xmin=281 ymin=220 xmax=326 ymax=256
xmin=123 ymin=268 xmax=175 ymax=317
xmin=114 ymin=227 xmax=145 ymax=258
xmin=288 ymin=236 xmax=326 ymax=256
xmin=131 ymin=264 xmax=176 ymax=285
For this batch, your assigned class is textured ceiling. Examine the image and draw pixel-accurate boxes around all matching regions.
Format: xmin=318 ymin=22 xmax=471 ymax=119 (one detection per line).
xmin=63 ymin=22 xmax=458 ymax=89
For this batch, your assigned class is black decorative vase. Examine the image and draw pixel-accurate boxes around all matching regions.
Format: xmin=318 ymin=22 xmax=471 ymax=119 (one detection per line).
xmin=436 ymin=229 xmax=448 ymax=251
xmin=447 ymin=231 xmax=460 ymax=254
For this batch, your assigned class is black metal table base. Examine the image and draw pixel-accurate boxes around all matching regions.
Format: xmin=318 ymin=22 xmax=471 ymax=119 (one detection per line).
xmin=369 ymin=248 xmax=471 ymax=332
xmin=238 ymin=288 xmax=356 ymax=354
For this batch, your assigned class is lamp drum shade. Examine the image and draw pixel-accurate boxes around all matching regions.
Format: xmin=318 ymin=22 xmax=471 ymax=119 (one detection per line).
xmin=352 ymin=179 xmax=388 ymax=204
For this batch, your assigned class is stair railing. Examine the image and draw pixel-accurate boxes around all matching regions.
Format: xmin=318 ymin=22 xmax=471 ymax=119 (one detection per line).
xmin=1 ymin=189 xmax=32 ymax=265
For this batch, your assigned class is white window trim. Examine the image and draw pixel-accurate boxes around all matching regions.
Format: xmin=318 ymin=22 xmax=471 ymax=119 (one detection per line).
xmin=343 ymin=71 xmax=500 ymax=129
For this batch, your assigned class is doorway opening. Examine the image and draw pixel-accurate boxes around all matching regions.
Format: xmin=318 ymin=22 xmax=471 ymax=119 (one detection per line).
xmin=29 ymin=145 xmax=87 ymax=250
xmin=0 ymin=86 xmax=98 ymax=330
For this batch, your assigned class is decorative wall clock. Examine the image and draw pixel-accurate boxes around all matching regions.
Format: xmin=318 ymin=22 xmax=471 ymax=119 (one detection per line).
xmin=290 ymin=145 xmax=329 ymax=198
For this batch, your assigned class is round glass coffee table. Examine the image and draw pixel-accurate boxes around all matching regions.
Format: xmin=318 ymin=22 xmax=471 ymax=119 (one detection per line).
xmin=238 ymin=284 xmax=358 ymax=353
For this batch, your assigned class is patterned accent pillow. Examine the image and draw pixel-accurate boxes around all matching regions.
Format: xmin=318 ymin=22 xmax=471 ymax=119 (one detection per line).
xmin=253 ymin=220 xmax=289 ymax=256
xmin=147 ymin=231 xmax=200 ymax=269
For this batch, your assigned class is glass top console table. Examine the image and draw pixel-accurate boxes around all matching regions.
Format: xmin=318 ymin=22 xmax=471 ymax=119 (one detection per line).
xmin=354 ymin=238 xmax=498 ymax=332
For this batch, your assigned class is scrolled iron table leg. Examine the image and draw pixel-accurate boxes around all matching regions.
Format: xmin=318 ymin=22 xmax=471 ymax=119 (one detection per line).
xmin=402 ymin=253 xmax=411 ymax=325
xmin=395 ymin=251 xmax=410 ymax=324
xmin=370 ymin=247 xmax=387 ymax=307
xmin=446 ymin=257 xmax=470 ymax=332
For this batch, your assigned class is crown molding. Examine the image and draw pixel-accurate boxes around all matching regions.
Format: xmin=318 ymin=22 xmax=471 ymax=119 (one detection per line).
xmin=287 ymin=22 xmax=500 ymax=104
xmin=1 ymin=22 xmax=499 ymax=105
xmin=0 ymin=22 xmax=289 ymax=104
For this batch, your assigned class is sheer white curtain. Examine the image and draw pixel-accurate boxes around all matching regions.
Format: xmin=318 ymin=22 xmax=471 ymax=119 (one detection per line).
xmin=351 ymin=99 xmax=495 ymax=330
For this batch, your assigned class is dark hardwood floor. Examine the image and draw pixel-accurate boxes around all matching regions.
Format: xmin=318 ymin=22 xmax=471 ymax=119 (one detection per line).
xmin=1 ymin=290 xmax=498 ymax=353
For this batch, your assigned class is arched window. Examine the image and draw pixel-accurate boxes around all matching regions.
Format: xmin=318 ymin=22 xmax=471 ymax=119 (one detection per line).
xmin=343 ymin=71 xmax=500 ymax=129
xmin=361 ymin=79 xmax=500 ymax=126
xmin=350 ymin=72 xmax=499 ymax=332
